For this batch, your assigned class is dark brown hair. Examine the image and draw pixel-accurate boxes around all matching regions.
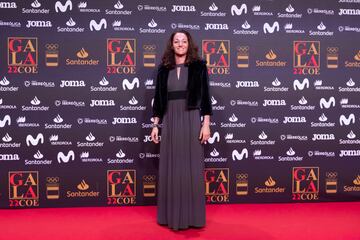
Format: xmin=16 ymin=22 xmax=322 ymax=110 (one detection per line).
xmin=161 ymin=30 xmax=200 ymax=69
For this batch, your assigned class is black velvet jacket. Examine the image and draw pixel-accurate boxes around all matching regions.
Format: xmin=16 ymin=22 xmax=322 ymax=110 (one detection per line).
xmin=152 ymin=59 xmax=213 ymax=119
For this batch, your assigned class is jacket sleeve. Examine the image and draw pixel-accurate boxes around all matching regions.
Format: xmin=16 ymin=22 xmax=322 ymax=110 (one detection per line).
xmin=200 ymin=62 xmax=213 ymax=116
xmin=152 ymin=67 xmax=162 ymax=119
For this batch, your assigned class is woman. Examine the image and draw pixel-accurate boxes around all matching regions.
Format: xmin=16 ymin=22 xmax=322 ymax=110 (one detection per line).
xmin=151 ymin=30 xmax=212 ymax=231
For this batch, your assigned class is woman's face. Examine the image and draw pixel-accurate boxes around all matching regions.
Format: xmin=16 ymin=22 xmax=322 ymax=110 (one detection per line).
xmin=172 ymin=32 xmax=189 ymax=57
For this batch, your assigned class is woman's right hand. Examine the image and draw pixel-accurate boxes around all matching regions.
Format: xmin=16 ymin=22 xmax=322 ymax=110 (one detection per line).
xmin=151 ymin=127 xmax=159 ymax=144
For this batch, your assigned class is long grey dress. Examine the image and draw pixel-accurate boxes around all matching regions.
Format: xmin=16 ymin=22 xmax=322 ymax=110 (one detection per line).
xmin=157 ymin=64 xmax=206 ymax=230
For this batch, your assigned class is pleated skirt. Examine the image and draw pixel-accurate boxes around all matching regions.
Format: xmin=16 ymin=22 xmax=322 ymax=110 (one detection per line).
xmin=157 ymin=99 xmax=206 ymax=230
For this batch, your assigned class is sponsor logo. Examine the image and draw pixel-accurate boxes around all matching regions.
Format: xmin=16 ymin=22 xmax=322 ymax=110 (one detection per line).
xmin=293 ymin=78 xmax=310 ymax=90
xmin=221 ymin=113 xmax=246 ymax=128
xmin=55 ymin=0 xmax=72 ymax=13
xmin=89 ymin=18 xmax=107 ymax=31
xmin=232 ymin=148 xmax=248 ymax=160
xmin=252 ymin=5 xmax=273 ymax=16
xmin=200 ymin=3 xmax=226 ymax=17
xmin=344 ymin=50 xmax=360 ymax=68
xmin=202 ymin=40 xmax=230 ymax=75
xmin=60 ymin=80 xmax=85 ymax=88
xmin=250 ymin=117 xmax=279 ymax=124
xmin=143 ymin=175 xmax=156 ymax=197
xmin=236 ymin=173 xmax=249 ymax=196
xmin=171 ymin=5 xmax=196 ymax=12
xmin=253 ymin=149 xmax=274 ymax=160
xmin=171 ymin=22 xmax=200 ymax=30
xmin=283 ymin=116 xmax=306 ymax=124
xmin=340 ymin=150 xmax=360 ymax=157
xmin=278 ymin=147 xmax=303 ymax=161
xmin=293 ymin=41 xmax=320 ymax=75
xmin=80 ymin=151 xmax=103 ymax=163
xmin=139 ymin=19 xmax=166 ymax=34
xmin=292 ymin=167 xmax=319 ymax=201
xmin=309 ymin=21 xmax=334 ymax=36
xmin=307 ymin=8 xmax=334 ymax=15
xmin=325 ymin=172 xmax=337 ymax=194
xmin=205 ymin=168 xmax=229 ymax=203
xmin=235 ymin=81 xmax=259 ymax=88
xmin=284 ymin=23 xmax=305 ymax=34
xmin=137 ymin=4 xmax=166 ymax=12
xmin=66 ymin=48 xmax=99 ymax=65
xmin=339 ymin=113 xmax=355 ymax=126
xmin=231 ymin=4 xmax=247 ymax=16
xmin=339 ymin=78 xmax=360 ymax=92
xmin=263 ymin=21 xmax=279 ymax=33
xmin=66 ymin=179 xmax=100 ymax=198
xmin=313 ymin=79 xmax=334 ymax=90
xmin=107 ymin=170 xmax=136 ymax=205
xmin=57 ymin=17 xmax=85 ymax=33
xmin=343 ymin=175 xmax=360 ymax=192
xmin=9 ymin=171 xmax=39 ymax=207
xmin=77 ymin=1 xmax=100 ymax=13
xmin=339 ymin=8 xmax=360 ymax=15
xmin=310 ymin=113 xmax=336 ymax=127
xmin=108 ymin=149 xmax=134 ymax=164
xmin=0 ymin=153 xmax=19 ymax=161
xmin=256 ymin=49 xmax=287 ymax=67
xmin=339 ymin=130 xmax=360 ymax=145
xmin=204 ymin=23 xmax=229 ymax=31
xmin=205 ymin=148 xmax=227 ymax=162
xmin=107 ymin=38 xmax=136 ymax=74
xmin=236 ymin=46 xmax=250 ymax=68
xmin=8 ymin=37 xmax=38 ymax=74
xmin=312 ymin=134 xmax=335 ymax=141
xmin=25 ymin=150 xmax=52 ymax=165
xmin=112 ymin=117 xmax=137 ymax=125
xmin=0 ymin=1 xmax=17 ymax=8
xmin=278 ymin=4 xmax=302 ymax=18
xmin=308 ymin=151 xmax=335 ymax=158
xmin=26 ymin=20 xmax=52 ymax=28
xmin=0 ymin=114 xmax=11 ymax=127
xmin=263 ymin=99 xmax=286 ymax=106
xmin=57 ymin=150 xmax=75 ymax=163
xmin=254 ymin=176 xmax=286 ymax=193
xmin=105 ymin=1 xmax=132 ymax=15
xmin=280 ymin=134 xmax=308 ymax=141
xmin=90 ymin=99 xmax=115 ymax=107
xmin=224 ymin=133 xmax=246 ymax=144
xmin=264 ymin=77 xmax=289 ymax=92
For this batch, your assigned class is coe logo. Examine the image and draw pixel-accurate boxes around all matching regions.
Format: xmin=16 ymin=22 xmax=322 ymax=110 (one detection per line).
xmin=292 ymin=167 xmax=319 ymax=201
xmin=202 ymin=40 xmax=230 ymax=75
xmin=205 ymin=168 xmax=229 ymax=203
xmin=9 ymin=171 xmax=39 ymax=207
xmin=293 ymin=41 xmax=320 ymax=75
xmin=107 ymin=38 xmax=136 ymax=74
xmin=107 ymin=170 xmax=136 ymax=205
xmin=8 ymin=37 xmax=38 ymax=74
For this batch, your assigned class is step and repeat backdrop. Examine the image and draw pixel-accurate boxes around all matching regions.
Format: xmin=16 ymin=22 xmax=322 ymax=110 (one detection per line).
xmin=1 ymin=0 xmax=360 ymax=208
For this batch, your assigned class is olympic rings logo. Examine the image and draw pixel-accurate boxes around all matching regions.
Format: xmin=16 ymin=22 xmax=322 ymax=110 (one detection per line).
xmin=236 ymin=173 xmax=248 ymax=179
xmin=45 ymin=44 xmax=59 ymax=50
xmin=237 ymin=46 xmax=249 ymax=53
xmin=327 ymin=47 xmax=338 ymax=54
xmin=143 ymin=45 xmax=156 ymax=51
xmin=46 ymin=177 xmax=60 ymax=183
xmin=143 ymin=175 xmax=156 ymax=182
xmin=326 ymin=172 xmax=337 ymax=179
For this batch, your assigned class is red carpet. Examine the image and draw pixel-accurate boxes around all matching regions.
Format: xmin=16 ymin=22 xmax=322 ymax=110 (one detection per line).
xmin=1 ymin=202 xmax=360 ymax=240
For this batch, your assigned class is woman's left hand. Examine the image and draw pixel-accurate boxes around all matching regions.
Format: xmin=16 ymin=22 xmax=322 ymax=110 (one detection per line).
xmin=199 ymin=124 xmax=211 ymax=144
